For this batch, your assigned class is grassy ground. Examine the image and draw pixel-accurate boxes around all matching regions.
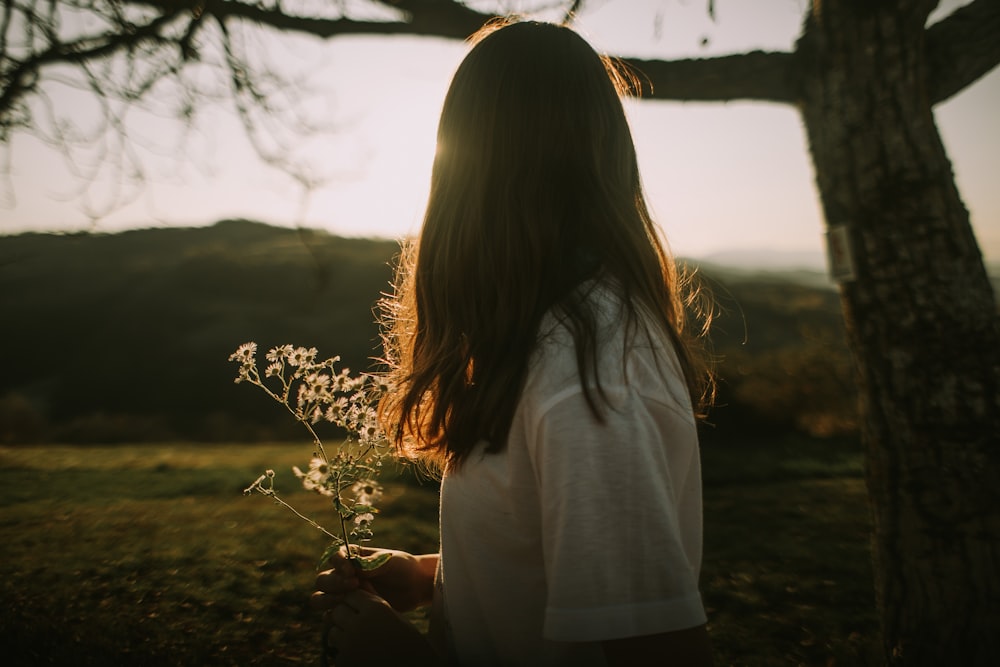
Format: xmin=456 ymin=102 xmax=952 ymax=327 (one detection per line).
xmin=0 ymin=438 xmax=878 ymax=666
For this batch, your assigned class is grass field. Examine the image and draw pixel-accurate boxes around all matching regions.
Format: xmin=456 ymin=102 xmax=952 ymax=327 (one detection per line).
xmin=0 ymin=438 xmax=878 ymax=666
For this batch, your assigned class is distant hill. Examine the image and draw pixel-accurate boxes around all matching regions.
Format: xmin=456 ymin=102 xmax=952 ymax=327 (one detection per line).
xmin=696 ymin=249 xmax=1000 ymax=295
xmin=690 ymin=259 xmax=835 ymax=291
xmin=1 ymin=220 xmax=860 ymax=443
xmin=988 ymin=262 xmax=1000 ymax=296
xmin=697 ymin=248 xmax=829 ymax=273
xmin=1 ymin=220 xmax=398 ymax=442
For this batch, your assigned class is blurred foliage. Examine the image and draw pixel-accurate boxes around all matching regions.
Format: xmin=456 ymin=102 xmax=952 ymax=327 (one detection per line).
xmin=2 ymin=220 xmax=858 ymax=443
xmin=695 ymin=268 xmax=858 ymax=441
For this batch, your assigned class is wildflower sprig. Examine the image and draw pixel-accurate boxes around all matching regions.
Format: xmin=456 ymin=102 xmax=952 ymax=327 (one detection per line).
xmin=230 ymin=342 xmax=392 ymax=571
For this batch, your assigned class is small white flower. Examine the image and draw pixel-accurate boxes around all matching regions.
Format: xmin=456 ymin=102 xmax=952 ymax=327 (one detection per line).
xmin=333 ymin=370 xmax=354 ymax=392
xmin=229 ymin=342 xmax=257 ymax=363
xmin=266 ymin=345 xmax=293 ymax=362
xmin=352 ymin=480 xmax=383 ymax=506
xmin=287 ymin=346 xmax=318 ymax=367
xmin=307 ymin=457 xmax=329 ymax=475
xmin=353 ymin=512 xmax=375 ymax=527
xmin=357 ymin=410 xmax=381 ymax=441
xmin=305 ymin=477 xmax=335 ymax=496
xmin=288 ymin=347 xmax=310 ymax=367
xmin=306 ymin=373 xmax=331 ymax=391
xmin=324 ymin=397 xmax=349 ymax=424
xmin=293 ymin=458 xmax=334 ymax=496
xmin=265 ymin=363 xmax=282 ymax=378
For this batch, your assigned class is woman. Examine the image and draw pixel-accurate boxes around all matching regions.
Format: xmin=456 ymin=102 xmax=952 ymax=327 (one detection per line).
xmin=312 ymin=18 xmax=715 ymax=666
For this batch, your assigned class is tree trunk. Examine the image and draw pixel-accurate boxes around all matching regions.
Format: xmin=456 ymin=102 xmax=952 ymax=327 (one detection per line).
xmin=796 ymin=2 xmax=1000 ymax=664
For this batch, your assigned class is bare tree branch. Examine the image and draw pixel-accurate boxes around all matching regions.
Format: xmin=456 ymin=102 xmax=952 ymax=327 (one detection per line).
xmin=613 ymin=0 xmax=1000 ymax=107
xmin=0 ymin=0 xmax=516 ymax=217
xmin=135 ymin=0 xmax=495 ymax=40
xmin=0 ymin=0 xmax=501 ymax=143
xmin=621 ymin=50 xmax=799 ymax=104
xmin=562 ymin=0 xmax=583 ymax=24
xmin=925 ymin=0 xmax=1000 ymax=104
xmin=1 ymin=3 xmax=192 ymax=134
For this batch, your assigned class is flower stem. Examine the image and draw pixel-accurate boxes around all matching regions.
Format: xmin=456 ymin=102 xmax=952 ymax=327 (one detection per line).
xmin=250 ymin=487 xmax=339 ymax=541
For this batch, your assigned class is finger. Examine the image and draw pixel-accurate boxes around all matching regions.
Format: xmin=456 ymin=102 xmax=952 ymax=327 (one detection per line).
xmin=341 ymin=545 xmax=382 ymax=567
xmin=318 ymin=556 xmax=358 ymax=578
xmin=336 ymin=557 xmax=361 ymax=576
xmin=344 ymin=545 xmax=376 ymax=557
xmin=316 ymin=566 xmax=358 ymax=585
xmin=310 ymin=590 xmax=352 ymax=611
xmin=318 ymin=547 xmax=367 ymax=576
xmin=315 ymin=569 xmax=360 ymax=594
xmin=326 ymin=600 xmax=362 ymax=632
xmin=338 ymin=588 xmax=386 ymax=614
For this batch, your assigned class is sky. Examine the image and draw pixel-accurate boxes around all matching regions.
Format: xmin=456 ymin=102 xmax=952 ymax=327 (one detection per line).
xmin=2 ymin=0 xmax=997 ymax=268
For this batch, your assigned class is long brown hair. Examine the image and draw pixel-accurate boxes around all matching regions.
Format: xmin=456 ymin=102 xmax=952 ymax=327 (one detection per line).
xmin=379 ymin=19 xmax=713 ymax=467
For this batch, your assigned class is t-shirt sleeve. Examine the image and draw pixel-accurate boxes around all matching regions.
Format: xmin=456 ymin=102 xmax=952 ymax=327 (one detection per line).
xmin=528 ymin=379 xmax=707 ymax=642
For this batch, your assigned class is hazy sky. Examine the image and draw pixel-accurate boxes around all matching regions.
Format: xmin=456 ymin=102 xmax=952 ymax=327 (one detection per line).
xmin=2 ymin=0 xmax=997 ymax=266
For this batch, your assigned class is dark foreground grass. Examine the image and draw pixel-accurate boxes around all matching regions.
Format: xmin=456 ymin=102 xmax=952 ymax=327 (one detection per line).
xmin=0 ymin=438 xmax=877 ymax=666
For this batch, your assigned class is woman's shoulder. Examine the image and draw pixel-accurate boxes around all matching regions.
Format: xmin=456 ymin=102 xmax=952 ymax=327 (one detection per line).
xmin=535 ymin=278 xmax=625 ymax=341
xmin=528 ymin=279 xmax=686 ymax=402
xmin=532 ymin=279 xmax=623 ymax=361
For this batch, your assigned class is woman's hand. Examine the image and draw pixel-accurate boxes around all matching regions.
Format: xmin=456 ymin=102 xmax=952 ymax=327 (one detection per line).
xmin=312 ymin=547 xmax=438 ymax=613
xmin=321 ymin=589 xmax=437 ymax=666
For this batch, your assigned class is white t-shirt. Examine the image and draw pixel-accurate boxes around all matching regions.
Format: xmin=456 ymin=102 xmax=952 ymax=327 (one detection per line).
xmin=434 ymin=284 xmax=707 ymax=666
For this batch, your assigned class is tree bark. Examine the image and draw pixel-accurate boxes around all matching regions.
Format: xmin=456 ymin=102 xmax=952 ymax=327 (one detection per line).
xmin=795 ymin=1 xmax=1000 ymax=664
